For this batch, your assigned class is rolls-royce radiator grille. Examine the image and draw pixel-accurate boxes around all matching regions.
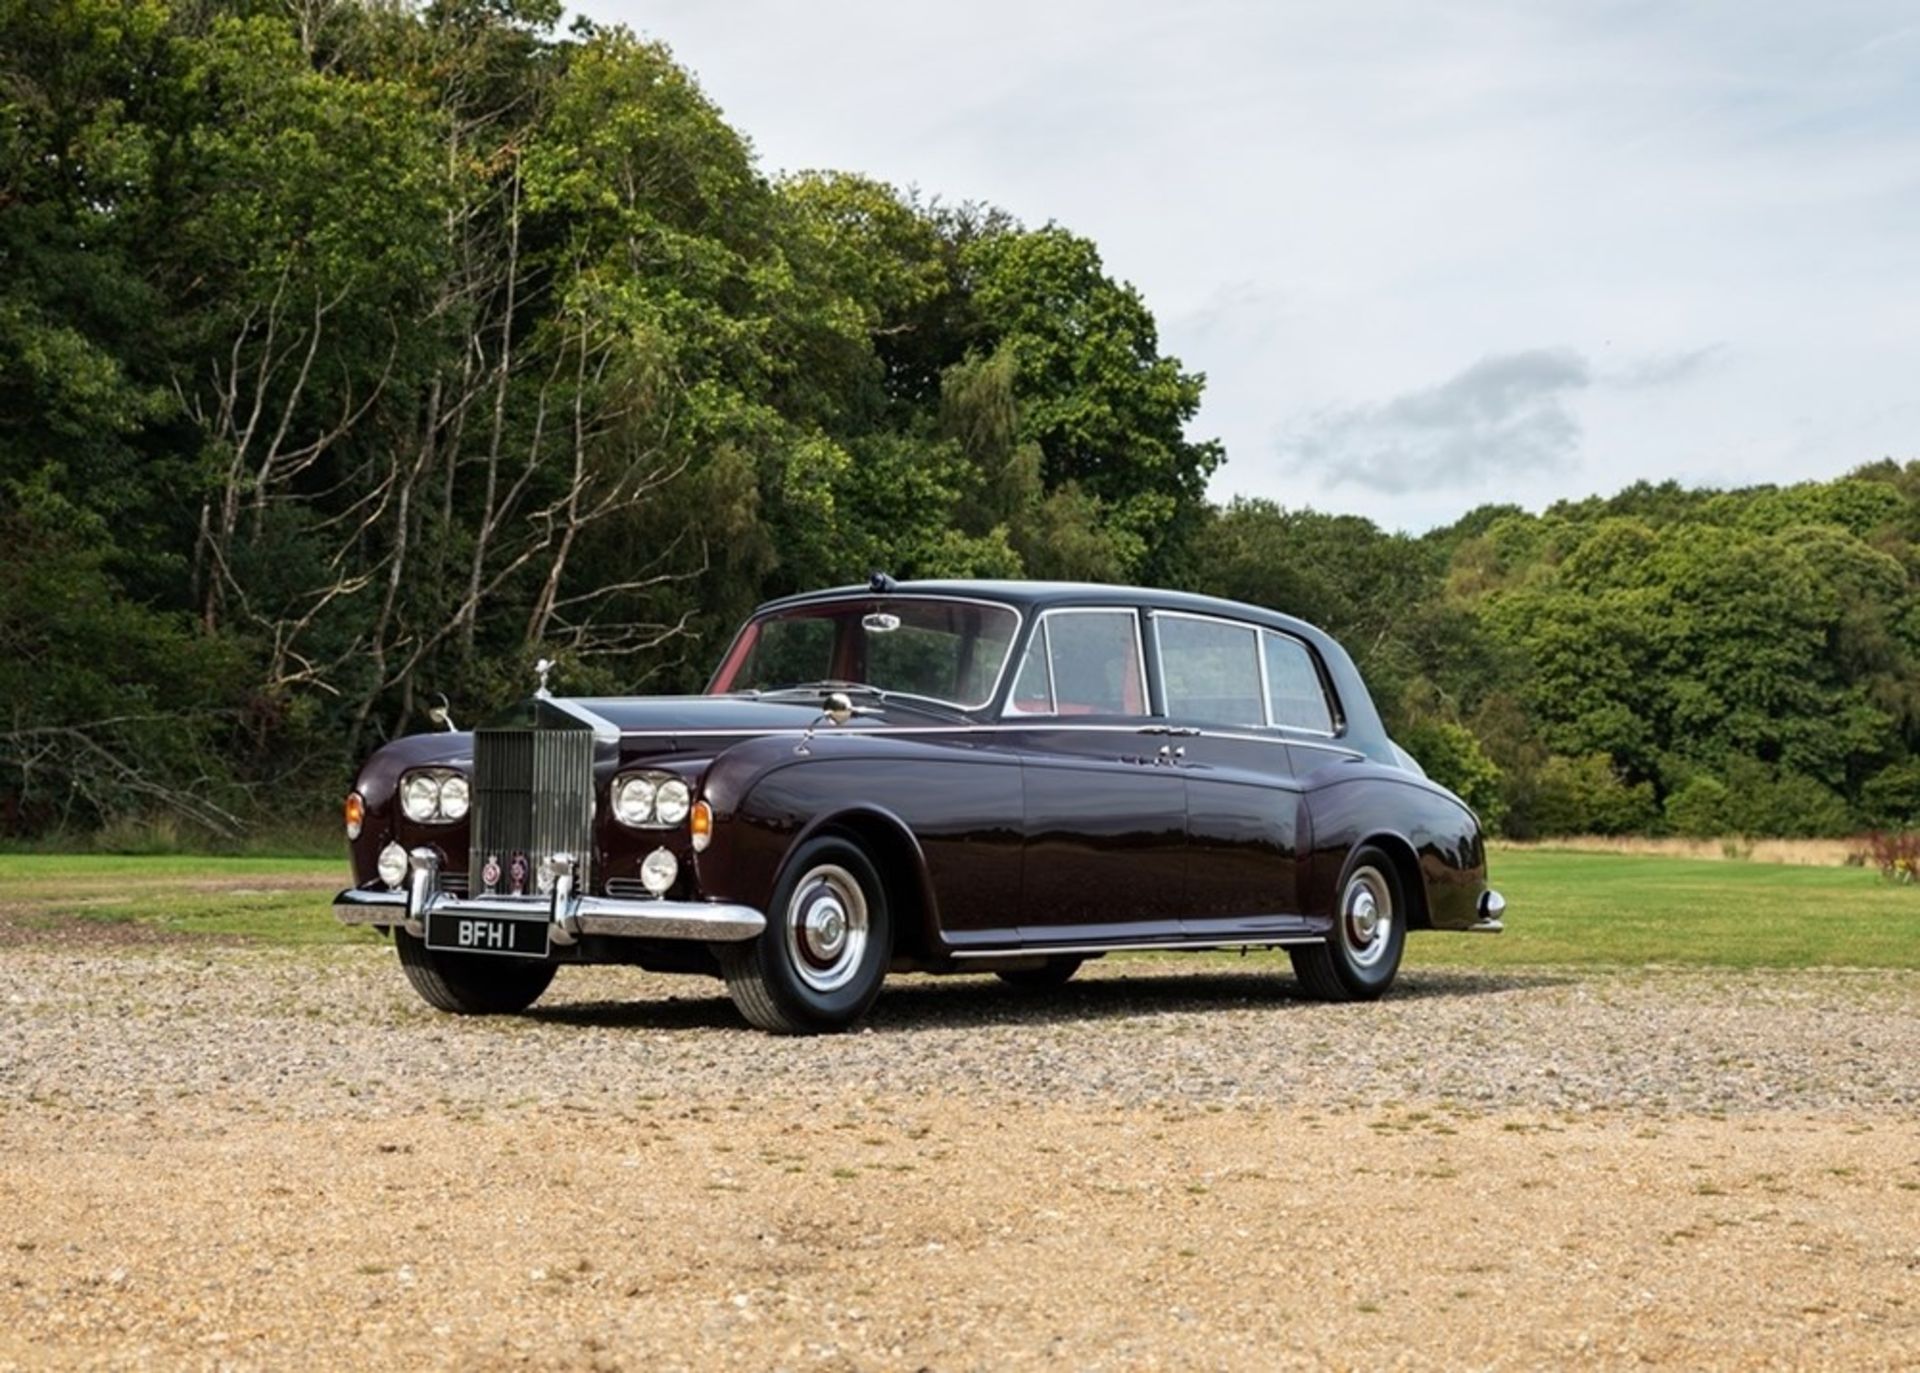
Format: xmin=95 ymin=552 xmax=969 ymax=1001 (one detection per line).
xmin=469 ymin=727 xmax=594 ymax=894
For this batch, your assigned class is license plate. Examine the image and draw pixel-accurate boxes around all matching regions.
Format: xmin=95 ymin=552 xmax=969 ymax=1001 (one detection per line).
xmin=425 ymin=911 xmax=551 ymax=959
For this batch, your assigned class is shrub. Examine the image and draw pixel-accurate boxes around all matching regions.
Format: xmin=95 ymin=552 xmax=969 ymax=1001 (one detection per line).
xmin=1665 ymin=775 xmax=1731 ymax=838
xmin=1863 ymin=830 xmax=1920 ymax=883
xmin=1861 ymin=761 xmax=1920 ymax=829
xmin=1719 ymin=761 xmax=1854 ymax=838
xmin=1530 ymin=753 xmax=1659 ymax=836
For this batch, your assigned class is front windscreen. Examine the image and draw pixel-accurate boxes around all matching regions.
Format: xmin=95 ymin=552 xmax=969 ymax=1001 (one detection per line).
xmin=711 ymin=599 xmax=1020 ymax=710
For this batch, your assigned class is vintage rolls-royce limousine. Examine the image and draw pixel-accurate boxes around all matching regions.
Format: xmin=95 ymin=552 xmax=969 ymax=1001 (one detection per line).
xmin=337 ymin=579 xmax=1504 ymax=1032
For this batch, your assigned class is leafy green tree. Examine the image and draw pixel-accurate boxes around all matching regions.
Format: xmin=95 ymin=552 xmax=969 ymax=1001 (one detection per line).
xmin=961 ymin=226 xmax=1220 ymax=579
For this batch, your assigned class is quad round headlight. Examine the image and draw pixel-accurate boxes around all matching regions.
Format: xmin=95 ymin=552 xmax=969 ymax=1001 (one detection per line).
xmin=612 ymin=771 xmax=700 ymax=828
xmin=399 ymin=768 xmax=468 ymax=824
xmin=613 ymin=774 xmax=657 ymax=826
xmin=401 ymin=773 xmax=441 ymax=823
xmin=654 ymin=777 xmax=691 ymax=826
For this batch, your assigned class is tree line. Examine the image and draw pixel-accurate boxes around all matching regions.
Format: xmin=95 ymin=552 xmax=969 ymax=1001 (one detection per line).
xmin=3 ymin=1 xmax=1917 ymax=842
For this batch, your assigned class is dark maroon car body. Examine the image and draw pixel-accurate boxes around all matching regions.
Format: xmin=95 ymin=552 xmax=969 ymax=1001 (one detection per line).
xmin=338 ymin=581 xmax=1503 ymax=1030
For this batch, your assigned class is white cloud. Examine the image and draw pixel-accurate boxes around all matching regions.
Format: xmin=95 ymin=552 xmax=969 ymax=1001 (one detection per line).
xmin=1285 ymin=349 xmax=1592 ymax=489
xmin=588 ymin=0 xmax=1920 ymax=531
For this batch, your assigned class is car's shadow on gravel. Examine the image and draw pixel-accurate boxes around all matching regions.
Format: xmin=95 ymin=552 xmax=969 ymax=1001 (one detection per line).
xmin=528 ymin=964 xmax=1570 ymax=1034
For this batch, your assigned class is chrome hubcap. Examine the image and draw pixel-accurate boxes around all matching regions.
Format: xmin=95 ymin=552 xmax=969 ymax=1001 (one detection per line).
xmin=1342 ymin=867 xmax=1393 ymax=970
xmin=785 ymin=864 xmax=869 ymax=993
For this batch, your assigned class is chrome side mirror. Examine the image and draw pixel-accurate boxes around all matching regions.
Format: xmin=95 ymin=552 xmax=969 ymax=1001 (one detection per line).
xmin=428 ymin=693 xmax=458 ymax=733
xmin=823 ymin=691 xmax=854 ymax=725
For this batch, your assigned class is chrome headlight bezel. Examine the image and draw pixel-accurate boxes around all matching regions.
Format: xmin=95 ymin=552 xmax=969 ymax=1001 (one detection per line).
xmin=612 ymin=769 xmax=698 ymax=829
xmin=399 ymin=768 xmax=469 ymax=824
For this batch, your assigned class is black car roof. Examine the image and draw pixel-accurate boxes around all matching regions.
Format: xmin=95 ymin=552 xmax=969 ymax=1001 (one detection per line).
xmin=756 ymin=579 xmax=1331 ymax=644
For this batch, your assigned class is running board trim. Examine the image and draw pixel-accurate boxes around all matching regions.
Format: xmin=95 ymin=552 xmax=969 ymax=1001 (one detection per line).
xmin=950 ymin=935 xmax=1326 ymax=960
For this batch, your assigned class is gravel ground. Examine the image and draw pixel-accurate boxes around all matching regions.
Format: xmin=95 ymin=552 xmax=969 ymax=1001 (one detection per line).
xmin=3 ymin=941 xmax=1918 ymax=1369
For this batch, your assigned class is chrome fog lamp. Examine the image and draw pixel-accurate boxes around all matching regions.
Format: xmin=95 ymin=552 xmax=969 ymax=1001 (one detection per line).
xmin=613 ymin=774 xmax=657 ymax=826
xmin=655 ymin=777 xmax=691 ymax=826
xmin=401 ymin=772 xmax=442 ymax=823
xmin=640 ymin=847 xmax=678 ymax=896
xmin=437 ymin=774 xmax=470 ymax=821
xmin=376 ymin=842 xmax=409 ymax=890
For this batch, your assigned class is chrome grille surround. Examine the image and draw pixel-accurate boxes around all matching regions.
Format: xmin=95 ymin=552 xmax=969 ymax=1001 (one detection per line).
xmin=469 ymin=726 xmax=594 ymax=893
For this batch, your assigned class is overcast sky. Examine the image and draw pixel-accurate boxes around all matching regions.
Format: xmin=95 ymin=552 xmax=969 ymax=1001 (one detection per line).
xmin=592 ymin=1 xmax=1920 ymax=532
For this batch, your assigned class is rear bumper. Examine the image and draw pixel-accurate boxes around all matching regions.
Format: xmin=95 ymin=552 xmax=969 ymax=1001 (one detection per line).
xmin=334 ymin=848 xmax=763 ymax=946
xmin=1468 ymin=888 xmax=1506 ymax=934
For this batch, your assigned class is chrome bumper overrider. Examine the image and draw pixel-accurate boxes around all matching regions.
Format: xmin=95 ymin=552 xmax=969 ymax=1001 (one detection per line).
xmin=333 ymin=848 xmax=764 ymax=946
xmin=1469 ymin=888 xmax=1506 ymax=934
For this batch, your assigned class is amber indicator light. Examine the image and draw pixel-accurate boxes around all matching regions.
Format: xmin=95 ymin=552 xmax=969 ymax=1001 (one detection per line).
xmin=690 ymin=799 xmax=712 ymax=851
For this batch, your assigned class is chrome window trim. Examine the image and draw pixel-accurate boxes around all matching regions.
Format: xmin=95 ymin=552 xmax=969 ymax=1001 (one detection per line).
xmin=719 ymin=593 xmax=1025 ymax=714
xmin=999 ymin=607 xmax=1150 ymax=721
xmin=1152 ymin=609 xmax=1268 ymax=731
xmin=594 ymin=721 xmax=1361 ymax=755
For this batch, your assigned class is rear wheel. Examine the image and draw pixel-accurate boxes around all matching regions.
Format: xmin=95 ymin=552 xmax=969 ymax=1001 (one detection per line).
xmin=718 ymin=836 xmax=892 ymax=1034
xmin=1290 ymin=844 xmax=1406 ymax=1002
xmin=394 ymin=929 xmax=556 ymax=1015
xmin=995 ymin=957 xmax=1083 ymax=991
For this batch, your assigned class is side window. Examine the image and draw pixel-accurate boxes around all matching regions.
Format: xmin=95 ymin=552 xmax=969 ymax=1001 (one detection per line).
xmin=1264 ymin=632 xmax=1335 ymax=733
xmin=1159 ymin=616 xmax=1264 ymax=727
xmin=1006 ymin=611 xmax=1146 ymax=716
xmin=1006 ymin=624 xmax=1054 ymax=714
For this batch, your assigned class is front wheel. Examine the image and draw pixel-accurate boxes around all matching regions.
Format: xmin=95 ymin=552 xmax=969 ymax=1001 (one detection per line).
xmin=1290 ymin=845 xmax=1406 ymax=1002
xmin=717 ymin=836 xmax=892 ymax=1034
xmin=394 ymin=929 xmax=556 ymax=1014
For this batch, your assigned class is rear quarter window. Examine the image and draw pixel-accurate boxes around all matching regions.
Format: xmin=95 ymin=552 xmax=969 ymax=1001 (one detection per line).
xmin=1263 ymin=632 xmax=1336 ymax=734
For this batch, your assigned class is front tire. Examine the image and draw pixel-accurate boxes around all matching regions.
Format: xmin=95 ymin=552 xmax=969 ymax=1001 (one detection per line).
xmin=718 ymin=836 xmax=893 ymax=1034
xmin=394 ymin=930 xmax=556 ymax=1015
xmin=1290 ymin=844 xmax=1406 ymax=1002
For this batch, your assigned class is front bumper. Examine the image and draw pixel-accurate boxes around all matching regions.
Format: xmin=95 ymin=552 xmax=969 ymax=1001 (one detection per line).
xmin=334 ymin=848 xmax=764 ymax=946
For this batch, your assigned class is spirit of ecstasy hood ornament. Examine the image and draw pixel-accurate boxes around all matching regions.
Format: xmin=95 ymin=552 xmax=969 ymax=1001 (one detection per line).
xmin=534 ymin=657 xmax=555 ymax=698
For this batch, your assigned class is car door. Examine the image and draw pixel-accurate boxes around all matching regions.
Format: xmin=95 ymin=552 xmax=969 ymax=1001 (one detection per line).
xmin=1151 ymin=611 xmax=1313 ymax=941
xmin=1001 ymin=607 xmax=1188 ymax=945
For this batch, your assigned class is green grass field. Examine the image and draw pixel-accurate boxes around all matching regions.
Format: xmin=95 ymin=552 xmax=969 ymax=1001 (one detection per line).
xmin=1415 ymin=847 xmax=1920 ymax=970
xmin=0 ymin=852 xmax=360 ymax=946
xmin=1 ymin=848 xmax=1917 ymax=969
